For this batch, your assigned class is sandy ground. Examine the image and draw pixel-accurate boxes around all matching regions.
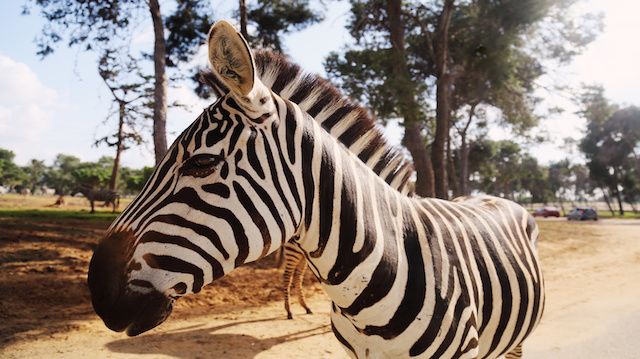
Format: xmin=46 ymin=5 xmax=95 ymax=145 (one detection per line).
xmin=527 ymin=218 xmax=640 ymax=358
xmin=2 ymin=214 xmax=639 ymax=358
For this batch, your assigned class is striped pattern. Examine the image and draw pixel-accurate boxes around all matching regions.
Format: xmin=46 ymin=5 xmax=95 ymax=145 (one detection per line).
xmin=200 ymin=50 xmax=414 ymax=194
xmin=95 ymin=26 xmax=544 ymax=358
xmin=282 ymin=239 xmax=313 ymax=319
xmin=77 ymin=184 xmax=120 ymax=213
xmin=201 ymin=50 xmax=415 ymax=320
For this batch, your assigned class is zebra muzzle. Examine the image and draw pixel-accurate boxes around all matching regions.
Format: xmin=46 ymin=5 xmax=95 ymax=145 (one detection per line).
xmin=88 ymin=230 xmax=174 ymax=336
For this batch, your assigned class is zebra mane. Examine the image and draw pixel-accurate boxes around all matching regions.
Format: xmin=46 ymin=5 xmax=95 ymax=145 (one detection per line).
xmin=199 ymin=50 xmax=415 ymax=195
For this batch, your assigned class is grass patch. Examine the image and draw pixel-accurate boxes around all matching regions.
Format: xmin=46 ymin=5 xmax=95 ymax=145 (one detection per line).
xmin=598 ymin=211 xmax=640 ymax=219
xmin=0 ymin=208 xmax=119 ymax=221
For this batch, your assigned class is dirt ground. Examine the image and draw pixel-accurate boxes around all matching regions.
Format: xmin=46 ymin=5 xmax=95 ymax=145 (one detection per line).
xmin=1 ymin=206 xmax=639 ymax=358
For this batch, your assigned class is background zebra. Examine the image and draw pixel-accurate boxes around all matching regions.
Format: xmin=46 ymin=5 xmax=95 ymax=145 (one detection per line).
xmin=201 ymin=51 xmax=415 ymax=320
xmin=88 ymin=21 xmax=544 ymax=358
xmin=77 ymin=184 xmax=120 ymax=213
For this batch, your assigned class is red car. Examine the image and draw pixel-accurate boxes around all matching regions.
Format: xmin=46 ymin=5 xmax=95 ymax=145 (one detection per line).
xmin=533 ymin=207 xmax=561 ymax=218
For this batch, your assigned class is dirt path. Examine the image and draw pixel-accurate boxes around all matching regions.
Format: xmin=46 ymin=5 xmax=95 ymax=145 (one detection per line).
xmin=3 ymin=297 xmax=344 ymax=359
xmin=527 ymin=219 xmax=640 ymax=358
xmin=2 ymin=218 xmax=640 ymax=358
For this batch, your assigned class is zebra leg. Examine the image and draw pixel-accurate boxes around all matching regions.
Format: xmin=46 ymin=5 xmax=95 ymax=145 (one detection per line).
xmin=504 ymin=343 xmax=523 ymax=359
xmin=282 ymin=252 xmax=297 ymax=319
xmin=293 ymin=257 xmax=313 ymax=314
xmin=90 ymin=200 xmax=95 ymax=214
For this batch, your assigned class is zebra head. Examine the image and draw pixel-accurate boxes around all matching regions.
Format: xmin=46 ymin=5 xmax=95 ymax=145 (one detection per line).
xmin=88 ymin=21 xmax=302 ymax=336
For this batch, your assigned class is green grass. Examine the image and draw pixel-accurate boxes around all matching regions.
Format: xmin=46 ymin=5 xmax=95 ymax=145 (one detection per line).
xmin=597 ymin=211 xmax=640 ymax=219
xmin=0 ymin=208 xmax=119 ymax=221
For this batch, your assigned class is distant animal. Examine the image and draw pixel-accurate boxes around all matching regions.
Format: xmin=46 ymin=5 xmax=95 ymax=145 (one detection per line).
xmin=77 ymin=185 xmax=120 ymax=213
xmin=88 ymin=21 xmax=545 ymax=358
xmin=19 ymin=188 xmax=31 ymax=196
xmin=47 ymin=195 xmax=66 ymax=207
xmin=41 ymin=186 xmax=56 ymax=196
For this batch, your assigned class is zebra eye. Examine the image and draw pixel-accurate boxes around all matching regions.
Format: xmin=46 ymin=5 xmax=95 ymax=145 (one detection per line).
xmin=180 ymin=153 xmax=223 ymax=178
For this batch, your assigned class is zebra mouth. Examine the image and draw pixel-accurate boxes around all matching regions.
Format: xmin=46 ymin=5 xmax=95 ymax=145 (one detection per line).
xmin=124 ymin=294 xmax=174 ymax=336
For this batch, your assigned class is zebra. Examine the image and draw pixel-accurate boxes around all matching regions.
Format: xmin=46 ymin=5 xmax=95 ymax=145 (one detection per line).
xmin=87 ymin=21 xmax=545 ymax=358
xmin=201 ymin=50 xmax=415 ymax=320
xmin=77 ymin=184 xmax=120 ymax=213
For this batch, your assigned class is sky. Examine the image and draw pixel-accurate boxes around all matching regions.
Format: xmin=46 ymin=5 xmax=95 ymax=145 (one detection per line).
xmin=0 ymin=0 xmax=638 ymax=168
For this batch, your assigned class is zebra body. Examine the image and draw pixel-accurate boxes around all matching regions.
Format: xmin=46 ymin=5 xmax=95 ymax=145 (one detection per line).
xmin=77 ymin=185 xmax=120 ymax=213
xmin=88 ymin=21 xmax=544 ymax=358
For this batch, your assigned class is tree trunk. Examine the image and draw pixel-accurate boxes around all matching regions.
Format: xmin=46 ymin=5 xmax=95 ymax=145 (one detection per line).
xmin=404 ymin=122 xmax=435 ymax=197
xmin=432 ymin=0 xmax=455 ymax=199
xmin=149 ymin=0 xmax=168 ymax=165
xmin=614 ymin=187 xmax=624 ymax=215
xmin=447 ymin=133 xmax=459 ymax=197
xmin=459 ymin=133 xmax=469 ymax=195
xmin=386 ymin=0 xmax=434 ymax=197
xmin=239 ymin=0 xmax=248 ymax=39
xmin=109 ymin=101 xmax=126 ymax=192
xmin=613 ymin=168 xmax=625 ymax=215
xmin=601 ymin=187 xmax=615 ymax=216
xmin=458 ymin=103 xmax=476 ymax=196
xmin=557 ymin=197 xmax=565 ymax=216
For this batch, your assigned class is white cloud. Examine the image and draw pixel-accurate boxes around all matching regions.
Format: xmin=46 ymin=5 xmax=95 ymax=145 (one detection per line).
xmin=0 ymin=54 xmax=57 ymax=154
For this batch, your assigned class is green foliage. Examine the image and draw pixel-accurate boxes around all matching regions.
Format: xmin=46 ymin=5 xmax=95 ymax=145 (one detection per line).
xmin=0 ymin=149 xmax=27 ymax=188
xmin=464 ymin=140 xmax=582 ymax=204
xmin=165 ymin=0 xmax=213 ymax=66
xmin=44 ymin=154 xmax=82 ymax=195
xmin=23 ymin=0 xmax=138 ymax=57
xmin=325 ymin=0 xmax=594 ymax=130
xmin=247 ymin=0 xmax=323 ymax=52
xmin=26 ymin=0 xmax=211 ymax=68
xmin=579 ymin=91 xmax=640 ymax=212
xmin=22 ymin=159 xmax=48 ymax=191
xmin=1 ymin=149 xmax=155 ymax=196
xmin=120 ymin=166 xmax=154 ymax=195
xmin=71 ymin=156 xmax=113 ymax=188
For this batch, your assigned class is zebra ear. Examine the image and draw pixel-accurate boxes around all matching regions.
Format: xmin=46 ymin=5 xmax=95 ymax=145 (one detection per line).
xmin=207 ymin=20 xmax=256 ymax=97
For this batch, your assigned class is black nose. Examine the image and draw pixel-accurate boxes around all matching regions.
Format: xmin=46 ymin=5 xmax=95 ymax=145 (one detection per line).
xmin=88 ymin=230 xmax=173 ymax=335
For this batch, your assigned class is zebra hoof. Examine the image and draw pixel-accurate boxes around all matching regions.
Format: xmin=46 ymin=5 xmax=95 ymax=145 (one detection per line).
xmin=305 ymin=309 xmax=313 ymax=314
xmin=287 ymin=313 xmax=293 ymax=320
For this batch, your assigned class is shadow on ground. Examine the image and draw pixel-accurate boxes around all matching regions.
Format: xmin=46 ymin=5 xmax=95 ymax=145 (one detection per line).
xmin=0 ymin=215 xmax=321 ymax=349
xmin=106 ymin=318 xmax=331 ymax=358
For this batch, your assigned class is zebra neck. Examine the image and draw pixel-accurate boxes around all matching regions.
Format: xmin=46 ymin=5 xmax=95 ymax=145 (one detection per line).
xmin=295 ymin=114 xmax=420 ymax=311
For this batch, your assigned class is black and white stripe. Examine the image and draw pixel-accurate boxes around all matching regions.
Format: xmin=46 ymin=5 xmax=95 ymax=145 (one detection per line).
xmin=90 ymin=21 xmax=544 ymax=358
xmin=201 ymin=50 xmax=416 ymax=321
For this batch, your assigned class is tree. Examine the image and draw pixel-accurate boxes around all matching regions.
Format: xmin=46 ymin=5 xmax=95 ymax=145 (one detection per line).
xmin=96 ymin=50 xmax=149 ymax=191
xmin=0 ymin=148 xmax=27 ymax=188
xmin=72 ymin=156 xmax=114 ymax=188
xmin=327 ymin=0 xmax=599 ymax=199
xmin=548 ymin=159 xmax=573 ymax=215
xmin=579 ymin=87 xmax=640 ymax=215
xmin=22 ymin=159 xmax=48 ymax=192
xmin=325 ymin=0 xmax=436 ymax=196
xmin=120 ymin=166 xmax=155 ymax=195
xmin=44 ymin=154 xmax=82 ymax=195
xmin=245 ymin=0 xmax=323 ymax=52
xmin=25 ymin=0 xmax=213 ymax=164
